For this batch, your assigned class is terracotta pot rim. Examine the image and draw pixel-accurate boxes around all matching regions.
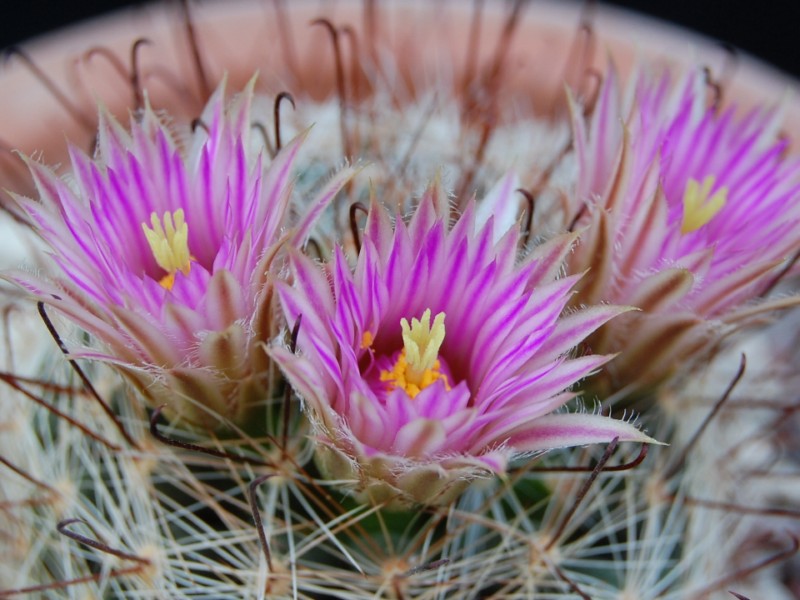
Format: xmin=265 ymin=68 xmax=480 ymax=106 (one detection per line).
xmin=2 ymin=0 xmax=799 ymax=158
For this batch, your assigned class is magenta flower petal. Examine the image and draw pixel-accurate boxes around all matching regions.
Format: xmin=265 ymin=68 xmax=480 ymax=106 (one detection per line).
xmin=508 ymin=413 xmax=658 ymax=453
xmin=476 ymin=171 xmax=523 ymax=242
xmin=393 ymin=419 xmax=448 ymax=458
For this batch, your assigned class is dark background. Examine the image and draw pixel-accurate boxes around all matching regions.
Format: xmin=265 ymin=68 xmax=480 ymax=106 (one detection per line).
xmin=2 ymin=1 xmax=799 ymax=78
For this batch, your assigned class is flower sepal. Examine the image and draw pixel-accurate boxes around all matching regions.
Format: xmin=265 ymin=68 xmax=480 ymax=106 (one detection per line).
xmin=313 ymin=424 xmax=496 ymax=507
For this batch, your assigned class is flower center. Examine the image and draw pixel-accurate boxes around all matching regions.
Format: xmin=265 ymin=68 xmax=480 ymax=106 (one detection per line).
xmin=142 ymin=209 xmax=193 ymax=290
xmin=680 ymin=175 xmax=727 ymax=234
xmin=379 ymin=309 xmax=450 ymax=399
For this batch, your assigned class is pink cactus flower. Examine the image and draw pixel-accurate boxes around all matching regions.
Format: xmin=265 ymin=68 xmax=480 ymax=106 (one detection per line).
xmin=271 ymin=177 xmax=655 ymax=505
xmin=7 ymin=82 xmax=353 ymax=426
xmin=569 ymin=67 xmax=800 ymax=392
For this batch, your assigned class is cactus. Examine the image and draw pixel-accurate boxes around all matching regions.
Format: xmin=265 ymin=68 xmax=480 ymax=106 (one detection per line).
xmin=1 ymin=2 xmax=799 ymax=598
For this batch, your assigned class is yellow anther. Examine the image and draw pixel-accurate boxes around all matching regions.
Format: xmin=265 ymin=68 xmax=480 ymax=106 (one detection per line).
xmin=142 ymin=209 xmax=193 ymax=290
xmin=361 ymin=331 xmax=374 ymax=350
xmin=681 ymin=175 xmax=727 ymax=234
xmin=380 ymin=309 xmax=450 ymax=398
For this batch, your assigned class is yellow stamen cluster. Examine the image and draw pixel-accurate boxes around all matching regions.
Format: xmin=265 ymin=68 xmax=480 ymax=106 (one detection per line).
xmin=142 ymin=209 xmax=193 ymax=290
xmin=681 ymin=175 xmax=728 ymax=234
xmin=380 ymin=309 xmax=450 ymax=399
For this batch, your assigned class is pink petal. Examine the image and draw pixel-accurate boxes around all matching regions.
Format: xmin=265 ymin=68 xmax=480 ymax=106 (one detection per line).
xmin=508 ymin=413 xmax=659 ymax=453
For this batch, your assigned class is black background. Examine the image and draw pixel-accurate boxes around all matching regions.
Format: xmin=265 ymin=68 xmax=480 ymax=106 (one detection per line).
xmin=2 ymin=1 xmax=799 ymax=78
